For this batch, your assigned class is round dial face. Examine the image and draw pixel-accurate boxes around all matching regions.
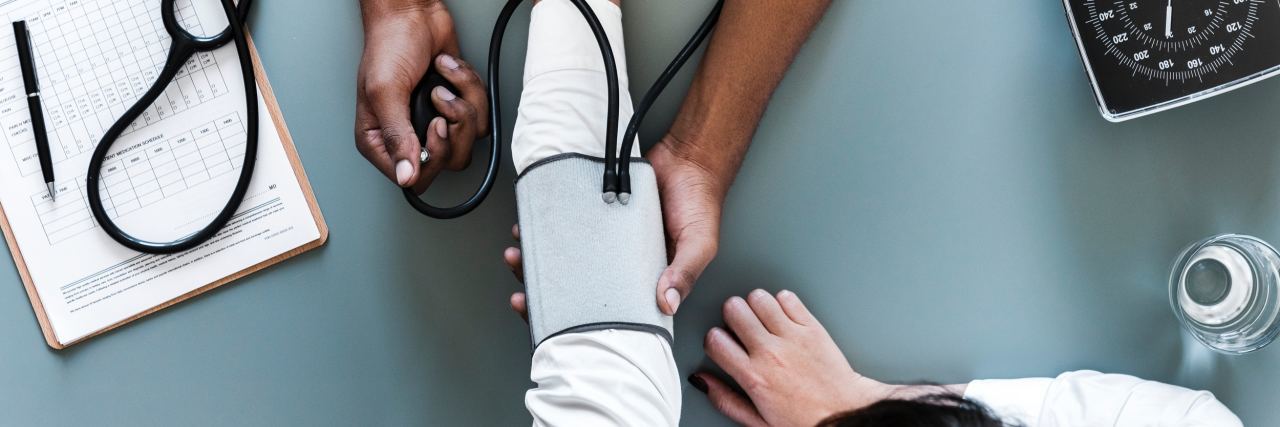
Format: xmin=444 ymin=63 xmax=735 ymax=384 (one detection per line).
xmin=1087 ymin=0 xmax=1261 ymax=81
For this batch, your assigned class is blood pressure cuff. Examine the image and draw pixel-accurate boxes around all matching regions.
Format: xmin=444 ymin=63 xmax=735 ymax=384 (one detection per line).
xmin=515 ymin=154 xmax=672 ymax=348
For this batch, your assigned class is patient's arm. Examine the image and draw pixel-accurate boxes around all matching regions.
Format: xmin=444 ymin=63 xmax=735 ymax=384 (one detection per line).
xmin=513 ymin=0 xmax=681 ymax=425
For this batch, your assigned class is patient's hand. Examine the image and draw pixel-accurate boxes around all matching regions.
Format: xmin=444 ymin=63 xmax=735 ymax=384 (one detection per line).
xmin=691 ymin=290 xmax=900 ymax=427
xmin=355 ymin=0 xmax=489 ymax=193
xmin=504 ymin=224 xmax=529 ymax=321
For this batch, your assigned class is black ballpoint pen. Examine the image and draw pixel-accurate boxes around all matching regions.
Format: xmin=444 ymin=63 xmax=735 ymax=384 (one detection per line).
xmin=13 ymin=20 xmax=54 ymax=201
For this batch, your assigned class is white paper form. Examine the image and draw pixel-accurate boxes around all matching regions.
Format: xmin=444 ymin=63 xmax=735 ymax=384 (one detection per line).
xmin=0 ymin=0 xmax=321 ymax=345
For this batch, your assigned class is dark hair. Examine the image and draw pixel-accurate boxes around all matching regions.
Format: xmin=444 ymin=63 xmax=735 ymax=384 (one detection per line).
xmin=817 ymin=393 xmax=1014 ymax=427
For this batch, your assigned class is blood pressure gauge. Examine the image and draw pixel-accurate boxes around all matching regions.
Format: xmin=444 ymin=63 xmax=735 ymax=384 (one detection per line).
xmin=1064 ymin=0 xmax=1280 ymax=121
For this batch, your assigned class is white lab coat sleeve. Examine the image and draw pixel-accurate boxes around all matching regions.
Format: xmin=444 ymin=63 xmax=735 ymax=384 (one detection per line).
xmin=527 ymin=330 xmax=682 ymax=426
xmin=964 ymin=370 xmax=1243 ymax=427
xmin=516 ymin=1 xmax=680 ymax=426
xmin=512 ymin=0 xmax=640 ymax=174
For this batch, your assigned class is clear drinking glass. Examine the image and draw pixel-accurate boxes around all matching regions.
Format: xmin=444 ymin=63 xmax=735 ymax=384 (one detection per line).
xmin=1169 ymin=234 xmax=1280 ymax=354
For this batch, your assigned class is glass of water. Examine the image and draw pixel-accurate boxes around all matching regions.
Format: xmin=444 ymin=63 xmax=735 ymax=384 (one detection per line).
xmin=1169 ymin=234 xmax=1280 ymax=354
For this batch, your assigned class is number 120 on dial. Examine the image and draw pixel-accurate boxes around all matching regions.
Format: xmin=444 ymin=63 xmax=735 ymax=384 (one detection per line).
xmin=1064 ymin=0 xmax=1280 ymax=121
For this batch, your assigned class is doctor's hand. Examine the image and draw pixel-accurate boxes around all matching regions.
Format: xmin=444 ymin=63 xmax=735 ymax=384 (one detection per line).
xmin=500 ymin=137 xmax=726 ymax=318
xmin=648 ymin=137 xmax=724 ymax=316
xmin=356 ymin=0 xmax=489 ymax=193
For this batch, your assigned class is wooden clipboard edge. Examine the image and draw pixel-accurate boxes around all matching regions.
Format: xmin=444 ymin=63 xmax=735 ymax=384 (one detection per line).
xmin=2 ymin=31 xmax=329 ymax=350
xmin=0 ymin=183 xmax=56 ymax=348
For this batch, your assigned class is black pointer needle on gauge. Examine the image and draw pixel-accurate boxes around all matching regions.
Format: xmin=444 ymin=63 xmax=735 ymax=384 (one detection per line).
xmin=1165 ymin=0 xmax=1174 ymax=39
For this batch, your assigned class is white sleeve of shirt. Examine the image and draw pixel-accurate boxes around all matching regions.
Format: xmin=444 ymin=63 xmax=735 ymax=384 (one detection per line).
xmin=512 ymin=0 xmax=640 ymax=175
xmin=528 ymin=331 xmax=682 ymax=426
xmin=964 ymin=370 xmax=1243 ymax=427
xmin=516 ymin=1 xmax=681 ymax=426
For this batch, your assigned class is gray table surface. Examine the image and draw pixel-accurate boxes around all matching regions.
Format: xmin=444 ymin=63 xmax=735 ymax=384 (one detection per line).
xmin=3 ymin=0 xmax=1279 ymax=425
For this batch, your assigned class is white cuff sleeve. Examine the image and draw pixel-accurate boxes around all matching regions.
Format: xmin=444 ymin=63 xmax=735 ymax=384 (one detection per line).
xmin=964 ymin=377 xmax=1053 ymax=425
xmin=512 ymin=0 xmax=640 ymax=174
xmin=965 ymin=371 xmax=1243 ymax=427
xmin=527 ymin=330 xmax=681 ymax=426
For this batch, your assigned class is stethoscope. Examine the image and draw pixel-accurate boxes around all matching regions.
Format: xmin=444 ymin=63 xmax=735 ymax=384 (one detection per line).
xmin=404 ymin=0 xmax=724 ymax=218
xmin=85 ymin=0 xmax=256 ymax=254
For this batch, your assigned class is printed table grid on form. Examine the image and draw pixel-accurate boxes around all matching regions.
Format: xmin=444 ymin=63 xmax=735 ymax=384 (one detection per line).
xmin=28 ymin=113 xmax=246 ymax=245
xmin=0 ymin=0 xmax=230 ymax=177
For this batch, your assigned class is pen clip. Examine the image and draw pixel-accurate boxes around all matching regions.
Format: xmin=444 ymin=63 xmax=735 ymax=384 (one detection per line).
xmin=22 ymin=30 xmax=37 ymax=89
xmin=12 ymin=20 xmax=39 ymax=92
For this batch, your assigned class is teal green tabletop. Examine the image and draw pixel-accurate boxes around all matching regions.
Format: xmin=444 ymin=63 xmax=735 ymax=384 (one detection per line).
xmin=2 ymin=1 xmax=1278 ymax=425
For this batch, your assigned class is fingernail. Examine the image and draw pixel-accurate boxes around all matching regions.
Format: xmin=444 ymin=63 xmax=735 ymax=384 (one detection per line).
xmin=439 ymin=53 xmax=460 ymax=70
xmin=434 ymin=117 xmax=448 ymax=139
xmin=435 ymin=86 xmax=456 ymax=101
xmin=778 ymin=289 xmax=796 ymax=299
xmin=395 ymin=160 xmax=413 ymax=186
xmin=665 ymin=288 xmax=682 ymax=314
xmin=688 ymin=374 xmax=708 ymax=393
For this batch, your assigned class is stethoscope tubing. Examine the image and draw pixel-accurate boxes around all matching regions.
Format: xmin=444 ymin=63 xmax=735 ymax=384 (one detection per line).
xmin=85 ymin=0 xmax=257 ymax=254
xmin=616 ymin=0 xmax=722 ymax=197
xmin=405 ymin=0 xmax=721 ymax=218
xmin=399 ymin=0 xmax=521 ymax=219
xmin=565 ymin=0 xmax=624 ymax=200
xmin=403 ymin=0 xmax=620 ymax=218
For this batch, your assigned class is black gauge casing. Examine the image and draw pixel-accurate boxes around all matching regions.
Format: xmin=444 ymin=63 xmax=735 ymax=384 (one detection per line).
xmin=1064 ymin=0 xmax=1280 ymax=121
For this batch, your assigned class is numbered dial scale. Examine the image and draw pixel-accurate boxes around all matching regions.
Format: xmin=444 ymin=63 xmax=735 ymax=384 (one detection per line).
xmin=1065 ymin=0 xmax=1280 ymax=121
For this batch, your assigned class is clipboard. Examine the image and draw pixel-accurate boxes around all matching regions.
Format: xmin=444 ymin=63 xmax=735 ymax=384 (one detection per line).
xmin=0 ymin=33 xmax=329 ymax=350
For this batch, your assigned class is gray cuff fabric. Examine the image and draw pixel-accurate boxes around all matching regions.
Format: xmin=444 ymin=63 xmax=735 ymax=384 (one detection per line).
xmin=516 ymin=154 xmax=673 ymax=348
